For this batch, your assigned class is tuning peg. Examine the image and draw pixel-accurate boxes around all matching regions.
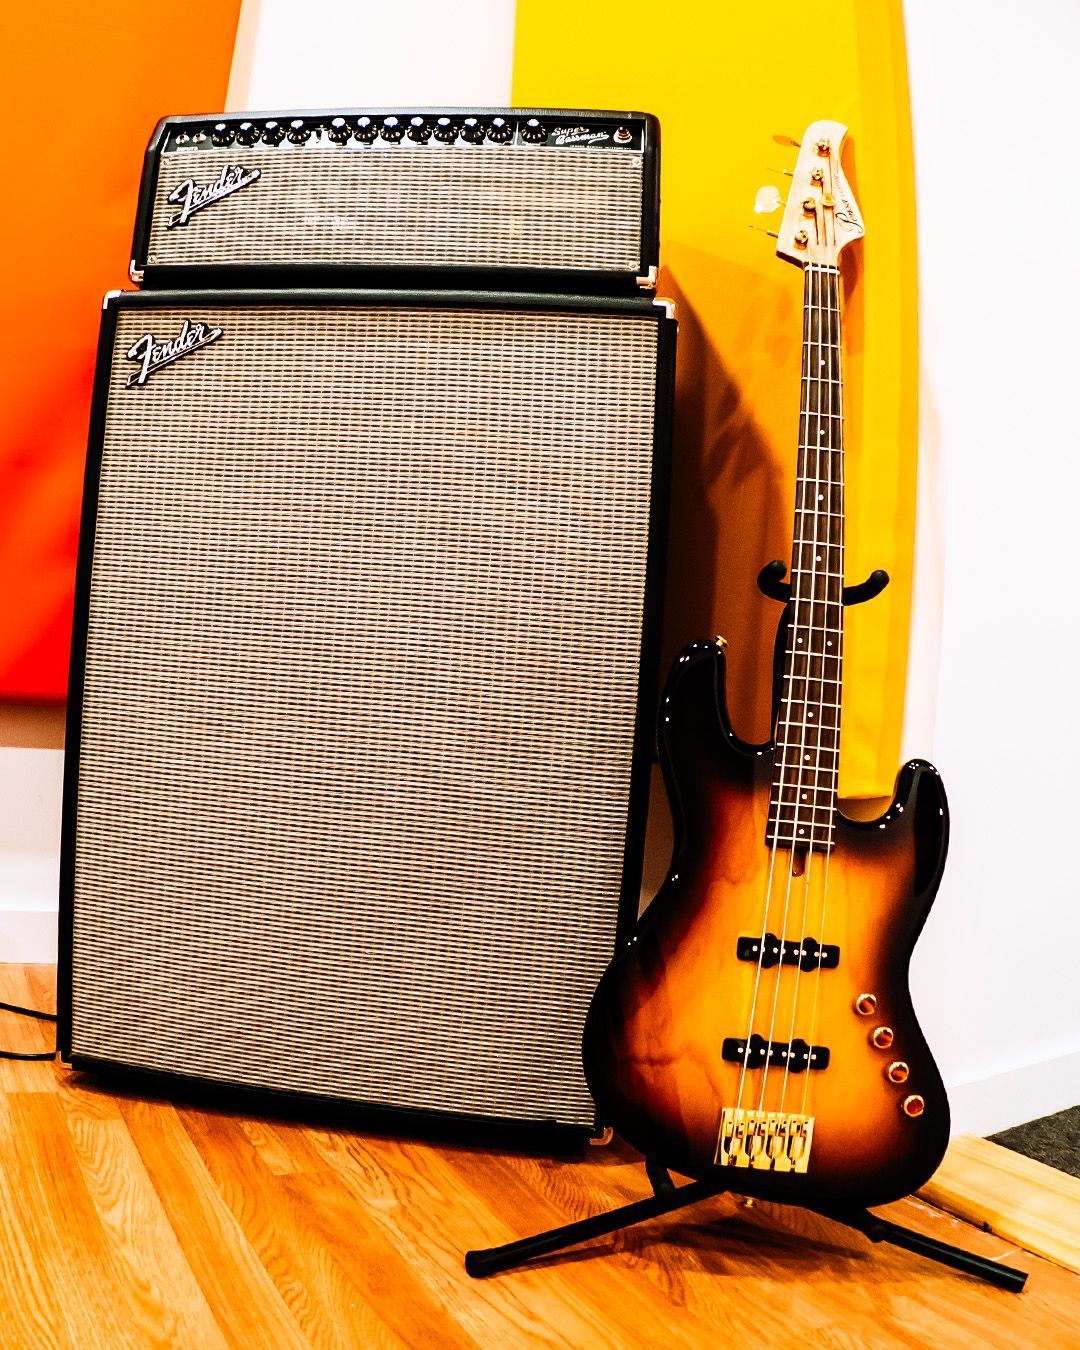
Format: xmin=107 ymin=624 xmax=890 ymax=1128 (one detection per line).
xmin=773 ymin=133 xmax=801 ymax=147
xmin=754 ymin=185 xmax=784 ymax=214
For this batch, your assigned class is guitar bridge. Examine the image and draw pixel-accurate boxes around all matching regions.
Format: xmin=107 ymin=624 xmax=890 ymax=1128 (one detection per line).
xmin=715 ymin=1108 xmax=814 ymax=1172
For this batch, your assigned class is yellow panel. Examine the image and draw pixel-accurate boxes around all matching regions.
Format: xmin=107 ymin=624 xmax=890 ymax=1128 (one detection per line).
xmin=513 ymin=2 xmax=918 ymax=797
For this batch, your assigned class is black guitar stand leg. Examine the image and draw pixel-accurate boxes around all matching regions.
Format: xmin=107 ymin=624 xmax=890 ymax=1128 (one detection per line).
xmin=464 ymin=1169 xmax=727 ymax=1278
xmin=821 ymin=1207 xmax=1028 ymax=1293
xmin=464 ymin=1162 xmax=1028 ymax=1290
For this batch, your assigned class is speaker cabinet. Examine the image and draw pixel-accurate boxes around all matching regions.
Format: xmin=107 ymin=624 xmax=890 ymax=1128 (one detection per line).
xmin=60 ymin=288 xmax=674 ymax=1141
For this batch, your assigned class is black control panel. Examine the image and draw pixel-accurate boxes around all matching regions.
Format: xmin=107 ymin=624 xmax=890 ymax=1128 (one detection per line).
xmin=164 ymin=113 xmax=647 ymax=154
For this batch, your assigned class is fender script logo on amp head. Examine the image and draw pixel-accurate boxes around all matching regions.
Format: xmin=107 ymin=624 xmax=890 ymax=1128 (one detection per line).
xmin=125 ymin=320 xmax=223 ymax=388
xmin=166 ymin=164 xmax=261 ymax=228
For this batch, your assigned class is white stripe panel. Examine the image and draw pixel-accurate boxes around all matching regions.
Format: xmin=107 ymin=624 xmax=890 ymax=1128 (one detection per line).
xmin=227 ymin=0 xmax=517 ymax=113
xmin=903 ymin=0 xmax=1080 ymax=1133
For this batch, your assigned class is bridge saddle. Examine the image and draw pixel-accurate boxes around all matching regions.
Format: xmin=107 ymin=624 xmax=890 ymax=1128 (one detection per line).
xmin=715 ymin=1108 xmax=815 ymax=1173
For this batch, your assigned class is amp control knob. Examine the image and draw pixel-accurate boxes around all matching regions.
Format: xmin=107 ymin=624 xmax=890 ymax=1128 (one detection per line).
xmin=408 ymin=116 xmax=430 ymax=143
xmin=614 ymin=126 xmax=634 ymax=144
xmin=211 ymin=122 xmax=233 ymax=147
xmin=460 ymin=117 xmax=484 ymax=143
xmin=354 ymin=116 xmax=377 ymax=144
xmin=262 ymin=120 xmax=285 ymax=145
xmin=433 ymin=117 xmax=457 ymax=143
xmin=236 ymin=121 xmax=259 ymax=146
xmin=488 ymin=116 xmax=511 ymax=143
xmin=380 ymin=116 xmax=404 ymax=142
xmin=521 ymin=117 xmax=546 ymax=143
xmin=287 ymin=119 xmax=310 ymax=144
xmin=191 ymin=130 xmax=208 ymax=147
xmin=328 ymin=116 xmax=350 ymax=144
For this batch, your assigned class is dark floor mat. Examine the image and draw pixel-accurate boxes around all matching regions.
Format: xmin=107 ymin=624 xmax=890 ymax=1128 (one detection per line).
xmin=989 ymin=1105 xmax=1080 ymax=1179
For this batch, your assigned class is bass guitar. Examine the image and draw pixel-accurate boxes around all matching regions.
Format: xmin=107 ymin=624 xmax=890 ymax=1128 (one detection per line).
xmin=583 ymin=120 xmax=949 ymax=1208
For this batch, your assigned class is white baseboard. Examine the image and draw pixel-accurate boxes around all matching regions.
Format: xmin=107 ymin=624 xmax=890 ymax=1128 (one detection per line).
xmin=0 ymin=853 xmax=59 ymax=963
xmin=948 ymin=1050 xmax=1080 ymax=1137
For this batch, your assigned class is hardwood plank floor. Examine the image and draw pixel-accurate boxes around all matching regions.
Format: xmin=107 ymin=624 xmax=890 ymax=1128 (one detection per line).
xmin=1 ymin=965 xmax=1076 ymax=1348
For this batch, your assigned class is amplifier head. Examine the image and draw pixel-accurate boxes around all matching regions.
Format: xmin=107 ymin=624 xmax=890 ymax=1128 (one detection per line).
xmin=130 ymin=109 xmax=660 ymax=292
xmin=60 ymin=287 xmax=674 ymax=1141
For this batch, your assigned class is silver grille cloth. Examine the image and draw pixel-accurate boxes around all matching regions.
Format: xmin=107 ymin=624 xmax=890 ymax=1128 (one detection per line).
xmin=145 ymin=144 xmax=644 ymax=273
xmin=70 ymin=300 xmax=659 ymax=1127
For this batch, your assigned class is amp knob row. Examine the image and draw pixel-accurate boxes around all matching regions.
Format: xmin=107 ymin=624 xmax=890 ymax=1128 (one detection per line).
xmin=195 ymin=117 xmax=548 ymax=148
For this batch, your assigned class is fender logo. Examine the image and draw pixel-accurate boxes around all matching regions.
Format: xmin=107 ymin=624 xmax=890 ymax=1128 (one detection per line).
xmin=166 ymin=165 xmax=261 ymax=227
xmin=125 ymin=320 xmax=223 ymax=387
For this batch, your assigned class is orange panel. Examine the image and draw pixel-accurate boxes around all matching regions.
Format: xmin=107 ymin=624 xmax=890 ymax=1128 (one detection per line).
xmin=512 ymin=2 xmax=919 ymax=799
xmin=0 ymin=6 xmax=242 ymax=700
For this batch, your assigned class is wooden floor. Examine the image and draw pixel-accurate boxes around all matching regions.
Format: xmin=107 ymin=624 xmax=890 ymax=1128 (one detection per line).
xmin=2 ymin=966 xmax=1077 ymax=1348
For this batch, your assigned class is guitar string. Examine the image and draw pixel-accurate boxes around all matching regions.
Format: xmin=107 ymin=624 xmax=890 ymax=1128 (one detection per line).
xmin=761 ymin=263 xmax=831 ymax=1117
xmin=757 ymin=262 xmax=829 ymax=1118
xmin=801 ymin=263 xmax=844 ymax=1121
xmin=779 ymin=261 xmax=840 ymax=1117
xmin=728 ymin=261 xmax=818 ymax=1139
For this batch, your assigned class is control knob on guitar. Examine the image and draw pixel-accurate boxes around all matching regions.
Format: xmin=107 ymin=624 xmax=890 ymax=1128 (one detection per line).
xmin=583 ymin=121 xmax=950 ymax=1208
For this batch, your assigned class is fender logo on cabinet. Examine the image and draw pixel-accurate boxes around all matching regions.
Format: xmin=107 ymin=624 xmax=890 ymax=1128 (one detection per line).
xmin=166 ymin=165 xmax=262 ymax=228
xmin=125 ymin=320 xmax=224 ymax=388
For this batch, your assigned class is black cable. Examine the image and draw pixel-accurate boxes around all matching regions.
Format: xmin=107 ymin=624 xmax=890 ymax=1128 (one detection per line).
xmin=0 ymin=999 xmax=57 ymax=1022
xmin=0 ymin=998 xmax=58 ymax=1059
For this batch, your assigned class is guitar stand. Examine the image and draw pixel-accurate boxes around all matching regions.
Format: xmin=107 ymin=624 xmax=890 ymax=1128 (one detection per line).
xmin=468 ymin=559 xmax=1025 ymax=1292
xmin=464 ymin=1162 xmax=1028 ymax=1291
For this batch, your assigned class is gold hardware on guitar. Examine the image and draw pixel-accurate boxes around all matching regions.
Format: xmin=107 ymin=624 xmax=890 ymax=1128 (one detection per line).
xmin=716 ymin=1109 xmax=814 ymax=1173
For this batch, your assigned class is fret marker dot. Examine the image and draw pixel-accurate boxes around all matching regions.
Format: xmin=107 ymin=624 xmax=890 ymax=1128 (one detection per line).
xmin=826 ymin=640 xmax=833 ymax=648
xmin=808 ymin=711 xmax=814 ymax=718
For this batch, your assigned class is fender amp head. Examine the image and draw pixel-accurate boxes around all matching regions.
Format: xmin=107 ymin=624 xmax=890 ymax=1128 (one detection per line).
xmin=130 ymin=109 xmax=660 ymax=292
xmin=60 ymin=287 xmax=674 ymax=1142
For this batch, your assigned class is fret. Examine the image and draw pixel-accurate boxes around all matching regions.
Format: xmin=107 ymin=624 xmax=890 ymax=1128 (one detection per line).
xmin=769 ymin=803 xmax=837 ymax=817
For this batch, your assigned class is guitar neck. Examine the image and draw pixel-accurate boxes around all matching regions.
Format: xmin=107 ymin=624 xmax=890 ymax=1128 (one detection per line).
xmin=767 ymin=263 xmax=845 ymax=852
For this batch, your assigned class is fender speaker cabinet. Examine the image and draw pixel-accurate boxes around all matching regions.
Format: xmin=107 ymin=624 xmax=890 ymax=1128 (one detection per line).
xmin=59 ymin=287 xmax=675 ymax=1144
xmin=129 ymin=109 xmax=660 ymax=293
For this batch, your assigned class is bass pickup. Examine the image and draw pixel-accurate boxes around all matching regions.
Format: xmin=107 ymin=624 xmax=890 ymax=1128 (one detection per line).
xmin=722 ymin=1034 xmax=830 ymax=1073
xmin=736 ymin=933 xmax=840 ymax=971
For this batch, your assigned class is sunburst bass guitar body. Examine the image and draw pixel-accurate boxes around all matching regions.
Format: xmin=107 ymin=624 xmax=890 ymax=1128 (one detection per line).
xmin=582 ymin=640 xmax=949 ymax=1209
xmin=583 ymin=120 xmax=950 ymax=1210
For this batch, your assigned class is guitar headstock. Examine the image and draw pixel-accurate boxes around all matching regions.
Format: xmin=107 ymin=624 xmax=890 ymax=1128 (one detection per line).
xmin=776 ymin=120 xmax=864 ymax=267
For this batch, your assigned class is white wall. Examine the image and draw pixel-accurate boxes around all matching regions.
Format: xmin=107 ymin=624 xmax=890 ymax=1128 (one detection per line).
xmin=0 ymin=740 xmax=64 ymax=963
xmin=902 ymin=0 xmax=1080 ymax=1132
xmin=225 ymin=0 xmax=514 ymax=111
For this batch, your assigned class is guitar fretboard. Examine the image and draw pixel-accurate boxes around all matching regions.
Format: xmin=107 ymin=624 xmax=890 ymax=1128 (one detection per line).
xmin=767 ymin=264 xmax=844 ymax=853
